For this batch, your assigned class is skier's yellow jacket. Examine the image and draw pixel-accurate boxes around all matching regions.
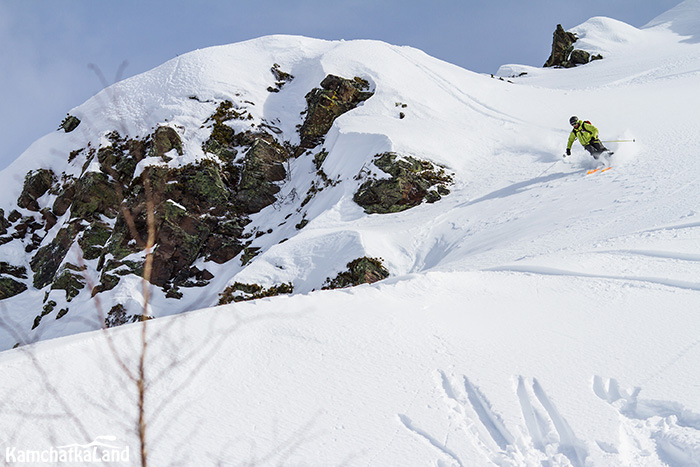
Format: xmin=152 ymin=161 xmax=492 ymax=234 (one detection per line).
xmin=567 ymin=120 xmax=599 ymax=149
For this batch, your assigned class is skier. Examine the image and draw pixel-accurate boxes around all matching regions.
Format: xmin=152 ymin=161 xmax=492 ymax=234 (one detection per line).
xmin=565 ymin=116 xmax=611 ymax=159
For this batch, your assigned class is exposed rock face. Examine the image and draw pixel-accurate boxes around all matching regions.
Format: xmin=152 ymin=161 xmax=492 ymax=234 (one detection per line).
xmin=544 ymin=24 xmax=602 ymax=68
xmin=151 ymin=126 xmax=183 ymax=160
xmin=298 ymin=75 xmax=373 ymax=151
xmin=0 ymin=262 xmax=28 ymax=299
xmin=17 ymin=169 xmax=56 ymax=212
xmin=1 ymin=71 xmax=425 ymax=333
xmin=354 ymin=153 xmax=453 ymax=214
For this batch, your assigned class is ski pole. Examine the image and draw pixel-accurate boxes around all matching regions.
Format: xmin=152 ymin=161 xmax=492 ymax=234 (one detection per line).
xmin=600 ymin=139 xmax=635 ymax=143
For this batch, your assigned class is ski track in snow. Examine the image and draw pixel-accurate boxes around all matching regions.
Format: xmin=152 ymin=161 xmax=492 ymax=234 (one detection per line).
xmin=400 ymin=371 xmax=700 ymax=466
xmin=593 ymin=376 xmax=700 ymax=466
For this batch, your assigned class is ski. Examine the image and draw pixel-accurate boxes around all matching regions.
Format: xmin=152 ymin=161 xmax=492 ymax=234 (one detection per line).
xmin=586 ymin=166 xmax=613 ymax=175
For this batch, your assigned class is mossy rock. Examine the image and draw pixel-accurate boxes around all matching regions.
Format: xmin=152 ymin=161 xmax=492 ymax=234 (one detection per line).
xmin=151 ymin=126 xmax=183 ymax=160
xmin=203 ymin=235 xmax=244 ymax=264
xmin=298 ymin=74 xmax=373 ymax=151
xmin=104 ymin=218 xmax=141 ymax=261
xmin=313 ymin=150 xmax=329 ymax=170
xmin=31 ymin=300 xmax=56 ymax=329
xmin=70 ymin=171 xmax=120 ymax=220
xmin=167 ymin=160 xmax=231 ymax=212
xmin=149 ymin=201 xmax=211 ymax=287
xmin=0 ymin=262 xmax=27 ymax=279
xmin=544 ymin=25 xmax=579 ymax=68
xmin=570 ymin=49 xmax=591 ymax=65
xmin=93 ymin=273 xmax=120 ymax=295
xmin=104 ymin=304 xmax=152 ymax=328
xmin=17 ymin=169 xmax=56 ymax=212
xmin=234 ymin=138 xmax=288 ymax=214
xmin=0 ymin=277 xmax=28 ymax=300
xmin=104 ymin=304 xmax=129 ymax=328
xmin=218 ymin=281 xmax=293 ymax=305
xmin=323 ymin=257 xmax=389 ymax=289
xmin=271 ymin=63 xmax=294 ymax=84
xmin=59 ymin=115 xmax=81 ymax=133
xmin=354 ymin=153 xmax=453 ymax=214
xmin=51 ymin=268 xmax=86 ymax=302
xmin=202 ymin=101 xmax=250 ymax=160
xmin=30 ymin=223 xmax=82 ymax=289
xmin=240 ymin=246 xmax=261 ymax=266
xmin=78 ymin=222 xmax=113 ymax=260
xmin=52 ymin=180 xmax=76 ymax=217
xmin=203 ymin=123 xmax=237 ymax=161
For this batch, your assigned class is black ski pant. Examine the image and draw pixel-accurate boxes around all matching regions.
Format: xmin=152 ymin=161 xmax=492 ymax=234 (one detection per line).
xmin=584 ymin=140 xmax=609 ymax=159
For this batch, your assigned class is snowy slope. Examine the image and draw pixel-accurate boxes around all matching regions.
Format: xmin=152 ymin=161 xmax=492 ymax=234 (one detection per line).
xmin=2 ymin=1 xmax=700 ymax=466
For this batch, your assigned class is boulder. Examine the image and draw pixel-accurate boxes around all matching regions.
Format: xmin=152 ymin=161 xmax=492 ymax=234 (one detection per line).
xmin=570 ymin=49 xmax=591 ymax=65
xmin=59 ymin=115 xmax=81 ymax=133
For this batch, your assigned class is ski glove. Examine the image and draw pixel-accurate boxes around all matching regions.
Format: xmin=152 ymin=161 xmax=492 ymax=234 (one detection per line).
xmin=566 ymin=148 xmax=571 ymax=156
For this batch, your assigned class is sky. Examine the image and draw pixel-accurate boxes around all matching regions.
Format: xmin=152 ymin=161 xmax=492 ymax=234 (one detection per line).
xmin=0 ymin=0 xmax=682 ymax=171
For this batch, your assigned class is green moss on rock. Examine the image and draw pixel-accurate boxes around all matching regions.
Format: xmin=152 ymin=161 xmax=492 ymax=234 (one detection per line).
xmin=51 ymin=268 xmax=86 ymax=302
xmin=354 ymin=153 xmax=453 ymax=214
xmin=323 ymin=257 xmax=389 ymax=290
xmin=78 ymin=222 xmax=113 ymax=260
xmin=0 ymin=277 xmax=28 ymax=300
xmin=59 ymin=115 xmax=81 ymax=133
xmin=70 ymin=171 xmax=120 ymax=220
xmin=105 ymin=304 xmax=153 ymax=328
xmin=151 ymin=126 xmax=183 ymax=161
xmin=234 ymin=138 xmax=288 ymax=213
xmin=30 ymin=223 xmax=82 ymax=289
xmin=218 ymin=281 xmax=293 ymax=305
xmin=17 ymin=169 xmax=56 ymax=212
xmin=31 ymin=300 xmax=56 ymax=329
xmin=0 ymin=262 xmax=27 ymax=279
xmin=298 ymin=74 xmax=373 ymax=151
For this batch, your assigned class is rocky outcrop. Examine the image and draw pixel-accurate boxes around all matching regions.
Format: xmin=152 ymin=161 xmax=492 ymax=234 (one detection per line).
xmin=544 ymin=24 xmax=603 ymax=68
xmin=323 ymin=257 xmax=389 ymax=289
xmin=218 ymin=282 xmax=294 ymax=304
xmin=3 ymin=72 xmax=402 ymax=330
xmin=0 ymin=262 xmax=28 ymax=300
xmin=151 ymin=126 xmax=183 ymax=161
xmin=17 ymin=169 xmax=56 ymax=212
xmin=104 ymin=304 xmax=152 ymax=328
xmin=354 ymin=153 xmax=453 ymax=214
xmin=297 ymin=75 xmax=373 ymax=152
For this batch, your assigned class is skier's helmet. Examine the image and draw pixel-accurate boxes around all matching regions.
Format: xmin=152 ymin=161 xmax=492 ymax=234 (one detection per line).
xmin=569 ymin=116 xmax=579 ymax=126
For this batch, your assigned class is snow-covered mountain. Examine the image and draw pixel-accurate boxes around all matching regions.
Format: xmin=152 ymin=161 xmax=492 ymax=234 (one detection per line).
xmin=1 ymin=1 xmax=700 ymax=465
